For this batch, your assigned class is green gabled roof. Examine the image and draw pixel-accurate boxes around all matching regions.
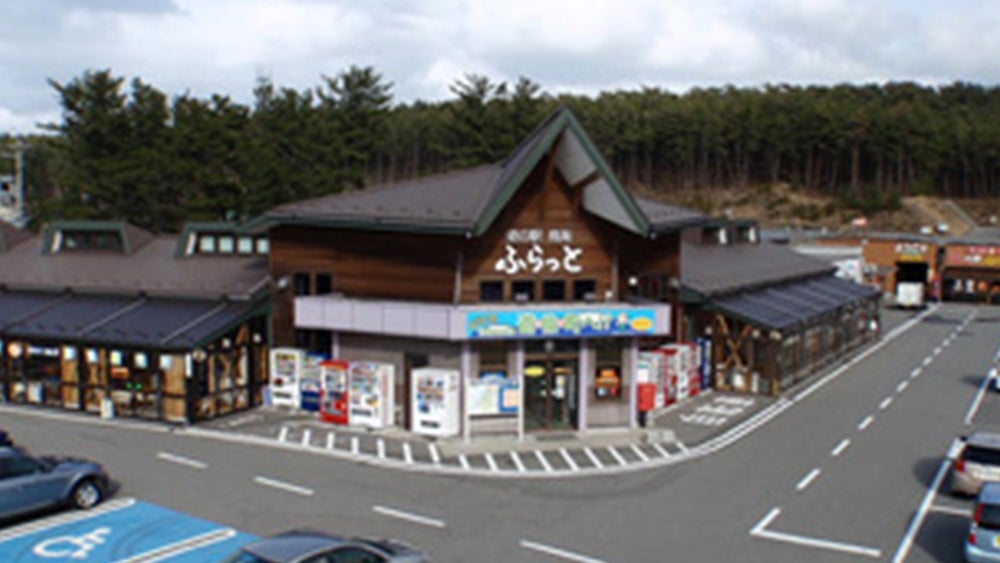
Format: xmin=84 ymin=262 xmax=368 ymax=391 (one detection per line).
xmin=42 ymin=220 xmax=154 ymax=255
xmin=258 ymin=106 xmax=703 ymax=238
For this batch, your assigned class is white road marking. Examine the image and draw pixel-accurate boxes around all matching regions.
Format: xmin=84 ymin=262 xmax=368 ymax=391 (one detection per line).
xmin=890 ymin=439 xmax=959 ymax=563
xmin=277 ymin=426 xmax=288 ymax=442
xmin=911 ymin=367 xmax=921 ymax=379
xmin=373 ymin=505 xmax=447 ymax=529
xmin=934 ymin=346 xmax=942 ymax=356
xmin=965 ymin=371 xmax=994 ymax=425
xmin=559 ymin=448 xmax=579 ymax=471
xmin=351 ymin=436 xmax=359 ymax=455
xmin=653 ymin=443 xmax=671 ymax=458
xmin=253 ymin=476 xmax=314 ymax=496
xmin=459 ymin=454 xmax=470 ymax=470
xmin=156 ymin=452 xmax=207 ymax=470
xmin=485 ymin=453 xmax=498 ymax=472
xmin=511 ymin=451 xmax=526 ymax=472
xmin=607 ymin=446 xmax=627 ymax=466
xmin=326 ymin=432 xmax=335 ymax=450
xmin=630 ymin=444 xmax=649 ymax=462
xmin=115 ymin=528 xmax=237 ymax=563
xmin=796 ymin=468 xmax=821 ymax=491
xmin=929 ymin=504 xmax=970 ymax=517
xmin=922 ymin=357 xmax=932 ymax=367
xmin=403 ymin=442 xmax=413 ymax=464
xmin=301 ymin=429 xmax=312 ymax=446
xmin=584 ymin=447 xmax=604 ymax=468
xmin=429 ymin=443 xmax=440 ymax=465
xmin=858 ymin=415 xmax=874 ymax=431
xmin=832 ymin=439 xmax=850 ymax=457
xmin=897 ymin=380 xmax=909 ymax=393
xmin=377 ymin=438 xmax=386 ymax=459
xmin=0 ymin=499 xmax=137 ymax=543
xmin=879 ymin=397 xmax=894 ymax=410
xmin=535 ymin=450 xmax=553 ymax=472
xmin=676 ymin=441 xmax=689 ymax=455
xmin=520 ymin=540 xmax=606 ymax=563
xmin=751 ymin=507 xmax=881 ymax=559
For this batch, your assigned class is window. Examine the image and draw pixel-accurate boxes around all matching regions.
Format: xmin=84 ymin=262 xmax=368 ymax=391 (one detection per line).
xmin=542 ymin=280 xmax=566 ymax=301
xmin=2 ymin=454 xmax=43 ymax=478
xmin=237 ymin=236 xmax=255 ymax=254
xmin=60 ymin=230 xmax=124 ymax=253
xmin=218 ymin=235 xmax=235 ymax=253
xmin=573 ymin=279 xmax=596 ymax=301
xmin=255 ymin=237 xmax=270 ymax=255
xmin=512 ymin=280 xmax=535 ymax=302
xmin=199 ymin=235 xmax=216 ymax=253
xmin=326 ymin=546 xmax=386 ymax=563
xmin=294 ymin=273 xmax=311 ymax=296
xmin=479 ymin=280 xmax=504 ymax=302
xmin=316 ymin=273 xmax=332 ymax=295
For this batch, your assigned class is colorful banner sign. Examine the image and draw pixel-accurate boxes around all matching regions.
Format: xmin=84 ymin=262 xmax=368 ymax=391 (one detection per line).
xmin=945 ymin=245 xmax=1000 ymax=269
xmin=466 ymin=308 xmax=657 ymax=339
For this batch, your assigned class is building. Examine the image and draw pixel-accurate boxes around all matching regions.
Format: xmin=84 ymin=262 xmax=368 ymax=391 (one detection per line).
xmin=0 ymin=220 xmax=271 ymax=423
xmin=258 ymin=107 xmax=707 ymax=438
xmin=681 ymin=223 xmax=881 ymax=395
xmin=860 ymin=233 xmax=939 ymax=301
xmin=941 ymin=230 xmax=1000 ymax=303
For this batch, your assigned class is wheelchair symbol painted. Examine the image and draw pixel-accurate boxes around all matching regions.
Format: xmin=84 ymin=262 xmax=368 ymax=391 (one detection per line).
xmin=33 ymin=527 xmax=111 ymax=559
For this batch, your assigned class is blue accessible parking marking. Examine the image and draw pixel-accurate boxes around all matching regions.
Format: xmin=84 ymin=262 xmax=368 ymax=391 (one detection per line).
xmin=0 ymin=498 xmax=257 ymax=562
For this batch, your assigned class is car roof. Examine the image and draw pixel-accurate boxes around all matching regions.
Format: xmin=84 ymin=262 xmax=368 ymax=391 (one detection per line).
xmin=243 ymin=530 xmax=348 ymax=562
xmin=981 ymin=482 xmax=1000 ymax=504
xmin=967 ymin=432 xmax=1000 ymax=450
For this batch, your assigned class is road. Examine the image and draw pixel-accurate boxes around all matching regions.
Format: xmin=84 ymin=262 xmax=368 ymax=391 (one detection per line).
xmin=3 ymin=303 xmax=998 ymax=562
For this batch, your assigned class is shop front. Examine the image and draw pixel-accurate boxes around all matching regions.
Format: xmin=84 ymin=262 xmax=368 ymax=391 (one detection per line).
xmin=941 ymin=243 xmax=1000 ymax=303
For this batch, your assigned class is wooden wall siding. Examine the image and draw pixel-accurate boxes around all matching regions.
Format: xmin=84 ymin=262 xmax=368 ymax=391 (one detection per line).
xmin=862 ymin=239 xmax=939 ymax=293
xmin=460 ymin=153 xmax=620 ymax=303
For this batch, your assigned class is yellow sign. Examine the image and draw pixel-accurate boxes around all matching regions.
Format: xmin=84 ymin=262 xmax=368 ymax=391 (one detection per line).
xmin=524 ymin=365 xmax=545 ymax=378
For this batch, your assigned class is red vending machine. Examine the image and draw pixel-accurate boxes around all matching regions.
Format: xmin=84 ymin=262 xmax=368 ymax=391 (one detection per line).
xmin=319 ymin=360 xmax=349 ymax=425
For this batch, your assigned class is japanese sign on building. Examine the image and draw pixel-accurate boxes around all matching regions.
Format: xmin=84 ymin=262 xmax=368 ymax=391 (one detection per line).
xmin=494 ymin=228 xmax=582 ymax=275
xmin=466 ymin=308 xmax=660 ymax=339
xmin=945 ymin=245 xmax=1000 ymax=269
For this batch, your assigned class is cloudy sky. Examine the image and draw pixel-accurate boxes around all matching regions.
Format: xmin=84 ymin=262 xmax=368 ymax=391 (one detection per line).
xmin=2 ymin=0 xmax=998 ymax=134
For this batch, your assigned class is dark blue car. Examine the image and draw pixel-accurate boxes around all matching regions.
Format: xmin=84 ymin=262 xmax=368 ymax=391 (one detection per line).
xmin=223 ymin=530 xmax=430 ymax=563
xmin=0 ymin=445 xmax=110 ymax=520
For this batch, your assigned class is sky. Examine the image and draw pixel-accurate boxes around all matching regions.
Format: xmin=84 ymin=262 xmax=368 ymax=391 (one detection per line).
xmin=2 ymin=0 xmax=999 ymax=135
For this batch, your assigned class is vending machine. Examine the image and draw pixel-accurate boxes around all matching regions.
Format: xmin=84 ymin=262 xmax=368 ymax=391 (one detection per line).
xmin=410 ymin=367 xmax=460 ymax=437
xmin=348 ymin=361 xmax=395 ymax=429
xmin=299 ymin=354 xmax=325 ymax=412
xmin=319 ymin=360 xmax=350 ymax=425
xmin=268 ymin=348 xmax=303 ymax=409
xmin=638 ymin=352 xmax=666 ymax=409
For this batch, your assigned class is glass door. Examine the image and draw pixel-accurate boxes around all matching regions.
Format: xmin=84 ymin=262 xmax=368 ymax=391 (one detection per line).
xmin=523 ymin=355 xmax=578 ymax=431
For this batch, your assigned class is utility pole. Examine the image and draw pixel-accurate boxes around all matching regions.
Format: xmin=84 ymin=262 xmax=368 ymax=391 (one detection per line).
xmin=0 ymin=138 xmax=26 ymax=227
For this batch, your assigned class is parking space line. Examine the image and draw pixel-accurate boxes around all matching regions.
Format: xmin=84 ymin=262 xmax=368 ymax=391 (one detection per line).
xmin=351 ymin=436 xmax=359 ymax=455
xmin=156 ymin=452 xmax=207 ymax=470
xmin=301 ymin=429 xmax=312 ymax=447
xmin=485 ymin=453 xmax=498 ymax=472
xmin=115 ymin=527 xmax=237 ymax=563
xmin=377 ymin=438 xmax=386 ymax=459
xmin=858 ymin=415 xmax=874 ymax=431
xmin=879 ymin=397 xmax=893 ymax=410
xmin=890 ymin=440 xmax=959 ymax=563
xmin=965 ymin=370 xmax=993 ymax=425
xmin=277 ymin=427 xmax=288 ymax=442
xmin=630 ymin=444 xmax=649 ymax=462
xmin=373 ymin=505 xmax=446 ymax=529
xmin=929 ymin=504 xmax=970 ymax=517
xmin=751 ymin=507 xmax=881 ymax=558
xmin=0 ymin=498 xmax=137 ymax=543
xmin=535 ymin=450 xmax=553 ymax=472
xmin=520 ymin=540 xmax=606 ymax=563
xmin=403 ymin=442 xmax=413 ymax=464
xmin=511 ymin=451 xmax=526 ymax=472
xmin=326 ymin=432 xmax=335 ymax=450
xmin=653 ymin=443 xmax=671 ymax=458
xmin=584 ymin=447 xmax=604 ymax=468
xmin=459 ymin=454 xmax=470 ymax=470
xmin=429 ymin=444 xmax=440 ymax=465
xmin=607 ymin=446 xmax=627 ymax=466
xmin=796 ymin=468 xmax=821 ymax=491
xmin=559 ymin=448 xmax=579 ymax=470
xmin=253 ymin=476 xmax=314 ymax=496
xmin=831 ymin=438 xmax=850 ymax=457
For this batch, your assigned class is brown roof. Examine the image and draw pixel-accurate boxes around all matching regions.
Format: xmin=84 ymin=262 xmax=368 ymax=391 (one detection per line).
xmin=0 ymin=234 xmax=268 ymax=299
xmin=682 ymin=240 xmax=835 ymax=296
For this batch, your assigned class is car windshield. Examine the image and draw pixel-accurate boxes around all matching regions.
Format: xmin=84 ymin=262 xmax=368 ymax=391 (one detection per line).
xmin=220 ymin=550 xmax=274 ymax=563
xmin=981 ymin=503 xmax=1000 ymax=530
xmin=965 ymin=445 xmax=1000 ymax=465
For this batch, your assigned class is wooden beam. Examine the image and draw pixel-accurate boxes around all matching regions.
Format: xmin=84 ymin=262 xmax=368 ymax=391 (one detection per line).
xmin=570 ymin=169 xmax=602 ymax=192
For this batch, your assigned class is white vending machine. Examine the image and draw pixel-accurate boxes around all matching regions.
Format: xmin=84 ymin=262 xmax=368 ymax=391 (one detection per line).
xmin=268 ymin=347 xmax=304 ymax=409
xmin=411 ymin=367 xmax=460 ymax=437
xmin=348 ymin=361 xmax=395 ymax=429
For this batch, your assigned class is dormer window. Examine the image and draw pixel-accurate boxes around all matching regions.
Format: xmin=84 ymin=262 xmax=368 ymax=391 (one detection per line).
xmin=218 ymin=235 xmax=235 ymax=253
xmin=198 ymin=235 xmax=216 ymax=253
xmin=59 ymin=230 xmax=124 ymax=253
xmin=237 ymin=236 xmax=254 ymax=254
xmin=701 ymin=226 xmax=728 ymax=246
xmin=736 ymin=225 xmax=758 ymax=244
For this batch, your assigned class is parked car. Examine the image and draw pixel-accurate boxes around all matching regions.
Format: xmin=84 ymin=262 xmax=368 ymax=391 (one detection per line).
xmin=222 ymin=530 xmax=430 ymax=563
xmin=953 ymin=432 xmax=1000 ymax=496
xmin=966 ymin=482 xmax=1000 ymax=562
xmin=0 ymin=445 xmax=110 ymax=520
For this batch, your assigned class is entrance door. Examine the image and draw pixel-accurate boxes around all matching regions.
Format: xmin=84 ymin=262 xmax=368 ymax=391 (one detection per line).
xmin=523 ymin=357 xmax=578 ymax=431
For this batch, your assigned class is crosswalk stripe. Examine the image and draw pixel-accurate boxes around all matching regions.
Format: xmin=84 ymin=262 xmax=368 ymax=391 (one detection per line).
xmin=559 ymin=448 xmax=579 ymax=471
xmin=607 ymin=446 xmax=627 ymax=466
xmin=485 ymin=453 xmax=498 ymax=472
xmin=326 ymin=432 xmax=335 ymax=450
xmin=511 ymin=451 xmax=526 ymax=472
xmin=429 ymin=444 xmax=441 ymax=465
xmin=301 ymin=429 xmax=312 ymax=446
xmin=459 ymin=454 xmax=471 ymax=470
xmin=584 ymin=447 xmax=604 ymax=468
xmin=351 ymin=436 xmax=359 ymax=455
xmin=277 ymin=426 xmax=289 ymax=442
xmin=653 ymin=443 xmax=671 ymax=458
xmin=630 ymin=444 xmax=649 ymax=462
xmin=377 ymin=438 xmax=386 ymax=459
xmin=403 ymin=442 xmax=413 ymax=464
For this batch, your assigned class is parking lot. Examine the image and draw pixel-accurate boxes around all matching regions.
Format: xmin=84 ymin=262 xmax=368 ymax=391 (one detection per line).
xmin=0 ymin=498 xmax=256 ymax=562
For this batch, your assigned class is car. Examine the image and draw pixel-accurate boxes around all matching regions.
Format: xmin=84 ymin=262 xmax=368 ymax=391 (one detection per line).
xmin=966 ymin=482 xmax=1000 ymax=562
xmin=222 ymin=529 xmax=430 ymax=563
xmin=0 ymin=445 xmax=111 ymax=520
xmin=953 ymin=432 xmax=1000 ymax=496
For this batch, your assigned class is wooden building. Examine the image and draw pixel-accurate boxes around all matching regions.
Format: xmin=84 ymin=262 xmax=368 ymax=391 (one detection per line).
xmin=941 ymin=236 xmax=1000 ymax=303
xmin=860 ymin=233 xmax=940 ymax=300
xmin=0 ymin=220 xmax=271 ymax=423
xmin=258 ymin=107 xmax=706 ymax=438
xmin=681 ymin=223 xmax=882 ymax=396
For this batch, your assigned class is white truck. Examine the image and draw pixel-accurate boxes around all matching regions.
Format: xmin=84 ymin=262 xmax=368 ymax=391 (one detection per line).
xmin=896 ymin=281 xmax=925 ymax=309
